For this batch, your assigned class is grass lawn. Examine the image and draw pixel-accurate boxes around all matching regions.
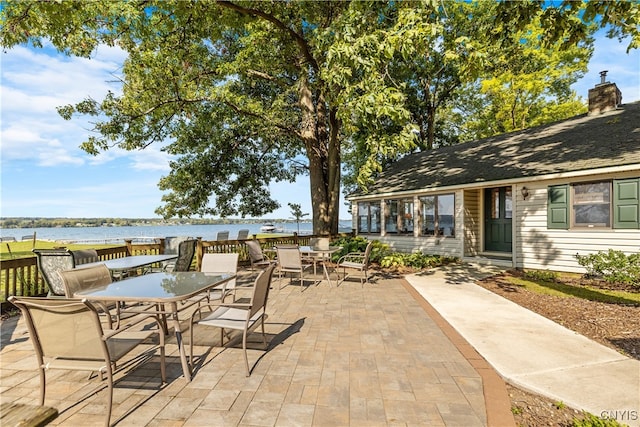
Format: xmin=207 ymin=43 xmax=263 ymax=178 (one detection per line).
xmin=0 ymin=240 xmax=119 ymax=261
xmin=1 ymin=235 xmax=294 ymax=261
xmin=506 ymin=275 xmax=640 ymax=305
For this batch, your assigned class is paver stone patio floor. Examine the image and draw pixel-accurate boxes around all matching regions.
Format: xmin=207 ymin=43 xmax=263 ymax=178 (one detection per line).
xmin=0 ymin=270 xmax=513 ymax=426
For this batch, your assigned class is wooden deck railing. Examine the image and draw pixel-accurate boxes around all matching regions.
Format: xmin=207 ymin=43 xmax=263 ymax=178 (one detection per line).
xmin=0 ymin=233 xmax=351 ymax=311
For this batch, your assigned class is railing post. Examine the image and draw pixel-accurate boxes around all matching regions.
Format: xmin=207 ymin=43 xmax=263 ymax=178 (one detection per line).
xmin=125 ymin=239 xmax=133 ymax=256
xmin=158 ymin=238 xmax=166 ymax=254
xmin=196 ymin=237 xmax=203 ymax=272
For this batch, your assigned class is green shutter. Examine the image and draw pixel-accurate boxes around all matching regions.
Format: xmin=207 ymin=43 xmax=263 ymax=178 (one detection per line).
xmin=613 ymin=178 xmax=640 ymax=229
xmin=547 ymin=185 xmax=569 ymax=229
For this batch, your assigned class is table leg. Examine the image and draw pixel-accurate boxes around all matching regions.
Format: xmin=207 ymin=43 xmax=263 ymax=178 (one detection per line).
xmin=322 ymin=262 xmax=334 ymax=287
xmin=169 ymin=301 xmax=192 ymax=381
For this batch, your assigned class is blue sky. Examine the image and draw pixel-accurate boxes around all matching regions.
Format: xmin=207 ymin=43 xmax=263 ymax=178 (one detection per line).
xmin=1 ymin=31 xmax=639 ymax=220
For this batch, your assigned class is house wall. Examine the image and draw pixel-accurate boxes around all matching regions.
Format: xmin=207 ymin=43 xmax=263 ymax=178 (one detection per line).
xmin=350 ymin=169 xmax=639 ymax=274
xmin=463 ymin=189 xmax=480 ymax=257
xmin=356 ymin=190 xmax=465 ymax=258
xmin=515 ymin=171 xmax=640 ymax=273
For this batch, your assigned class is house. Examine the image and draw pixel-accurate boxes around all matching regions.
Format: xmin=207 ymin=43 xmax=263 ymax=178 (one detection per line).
xmin=348 ymin=75 xmax=640 ymax=273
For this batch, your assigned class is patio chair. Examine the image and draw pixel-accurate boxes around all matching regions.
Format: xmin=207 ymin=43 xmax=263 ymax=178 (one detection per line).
xmin=8 ymin=296 xmax=166 ymax=427
xmin=71 ymin=249 xmax=99 ymax=265
xmin=58 ymin=264 xmax=160 ymax=331
xmin=168 ymin=239 xmax=197 ymax=272
xmin=336 ymin=241 xmax=373 ymax=287
xmin=245 ymin=240 xmax=272 ymax=271
xmin=58 ymin=264 xmax=118 ymax=329
xmin=200 ymin=253 xmax=239 ymax=302
xmin=303 ymin=237 xmax=331 ymax=275
xmin=216 ymin=231 xmax=230 ymax=241
xmin=33 ymin=249 xmax=75 ymax=297
xmin=150 ymin=236 xmax=192 ymax=272
xmin=276 ymin=246 xmax=313 ymax=291
xmin=236 ymin=229 xmax=250 ymax=240
xmin=189 ymin=264 xmax=275 ymax=376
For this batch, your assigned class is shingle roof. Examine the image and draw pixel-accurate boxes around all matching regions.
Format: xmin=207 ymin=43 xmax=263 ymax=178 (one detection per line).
xmin=357 ymin=101 xmax=640 ymax=196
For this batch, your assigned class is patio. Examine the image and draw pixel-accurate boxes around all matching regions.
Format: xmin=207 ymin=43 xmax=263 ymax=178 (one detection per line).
xmin=0 ymin=270 xmax=512 ymax=426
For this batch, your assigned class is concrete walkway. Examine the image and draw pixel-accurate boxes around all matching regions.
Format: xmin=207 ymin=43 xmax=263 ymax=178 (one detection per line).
xmin=405 ymin=263 xmax=640 ymax=427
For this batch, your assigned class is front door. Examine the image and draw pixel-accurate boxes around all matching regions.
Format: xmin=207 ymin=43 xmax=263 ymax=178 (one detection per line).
xmin=484 ymin=187 xmax=512 ymax=252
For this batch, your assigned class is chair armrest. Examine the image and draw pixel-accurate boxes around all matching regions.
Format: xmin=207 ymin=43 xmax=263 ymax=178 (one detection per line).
xmin=101 ymin=311 xmax=163 ymax=340
xmin=220 ymin=302 xmax=252 ymax=309
xmin=337 ymin=252 xmax=366 ymax=263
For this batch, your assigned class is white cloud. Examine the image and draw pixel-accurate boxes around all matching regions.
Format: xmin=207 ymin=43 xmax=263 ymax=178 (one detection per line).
xmin=130 ymin=149 xmax=173 ymax=172
xmin=1 ymin=44 xmax=127 ymax=167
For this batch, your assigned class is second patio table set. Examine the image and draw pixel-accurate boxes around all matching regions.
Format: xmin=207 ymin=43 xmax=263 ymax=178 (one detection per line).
xmin=266 ymin=244 xmax=342 ymax=287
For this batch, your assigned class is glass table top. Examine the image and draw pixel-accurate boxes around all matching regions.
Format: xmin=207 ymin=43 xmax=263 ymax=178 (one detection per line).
xmin=75 ymin=272 xmax=234 ymax=303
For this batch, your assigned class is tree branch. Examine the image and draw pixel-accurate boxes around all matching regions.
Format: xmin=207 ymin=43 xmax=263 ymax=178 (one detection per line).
xmin=216 ymin=1 xmax=319 ymax=72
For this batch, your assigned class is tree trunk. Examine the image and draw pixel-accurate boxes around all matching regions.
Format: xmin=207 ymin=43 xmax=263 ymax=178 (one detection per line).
xmin=298 ymin=75 xmax=340 ymax=235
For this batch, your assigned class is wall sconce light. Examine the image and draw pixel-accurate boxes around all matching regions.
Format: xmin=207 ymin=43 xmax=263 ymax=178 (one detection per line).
xmin=521 ymin=186 xmax=530 ymax=200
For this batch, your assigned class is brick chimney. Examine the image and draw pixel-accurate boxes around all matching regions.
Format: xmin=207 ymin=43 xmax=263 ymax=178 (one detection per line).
xmin=588 ymin=70 xmax=622 ymax=115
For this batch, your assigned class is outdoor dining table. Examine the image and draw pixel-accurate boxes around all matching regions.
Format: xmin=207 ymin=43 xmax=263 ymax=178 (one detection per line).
xmin=76 ymin=254 xmax=178 ymax=278
xmin=74 ymin=271 xmax=235 ymax=382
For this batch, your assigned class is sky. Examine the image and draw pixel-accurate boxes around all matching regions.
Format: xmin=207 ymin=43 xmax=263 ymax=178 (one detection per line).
xmin=1 ymin=30 xmax=639 ymax=220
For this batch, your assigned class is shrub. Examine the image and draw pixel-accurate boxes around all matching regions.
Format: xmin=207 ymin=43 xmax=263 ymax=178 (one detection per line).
xmin=331 ymin=237 xmax=456 ymax=271
xmin=330 ymin=236 xmax=391 ymax=263
xmin=523 ymin=269 xmax=559 ymax=283
xmin=379 ymin=251 xmax=456 ymax=271
xmin=575 ymin=250 xmax=640 ymax=288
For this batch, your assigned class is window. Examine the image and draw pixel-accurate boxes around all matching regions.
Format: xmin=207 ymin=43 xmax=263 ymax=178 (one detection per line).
xmin=383 ymin=199 xmax=413 ymax=234
xmin=357 ymin=202 xmax=381 ymax=233
xmin=419 ymin=194 xmax=455 ymax=237
xmin=573 ymin=182 xmax=610 ymax=227
xmin=548 ymin=178 xmax=640 ymax=229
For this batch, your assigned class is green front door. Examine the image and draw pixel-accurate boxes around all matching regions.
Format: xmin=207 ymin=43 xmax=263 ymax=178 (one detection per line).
xmin=484 ymin=187 xmax=513 ymax=252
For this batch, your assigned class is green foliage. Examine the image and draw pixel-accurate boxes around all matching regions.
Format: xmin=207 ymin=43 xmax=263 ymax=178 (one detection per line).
xmin=330 ymin=236 xmax=456 ymax=271
xmin=330 ymin=236 xmax=389 ymax=263
xmin=572 ymin=412 xmax=629 ymax=427
xmin=523 ymin=269 xmax=559 ymax=283
xmin=379 ymin=251 xmax=450 ymax=270
xmin=575 ymin=250 xmax=640 ymax=288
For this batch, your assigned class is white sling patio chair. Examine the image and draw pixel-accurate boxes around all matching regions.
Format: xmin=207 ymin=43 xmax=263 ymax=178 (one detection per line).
xmin=336 ymin=241 xmax=374 ymax=287
xmin=189 ymin=264 xmax=275 ymax=376
xmin=200 ymin=253 xmax=239 ymax=302
xmin=276 ymin=245 xmax=313 ymax=291
xmin=9 ymin=296 xmax=166 ymax=427
xmin=59 ymin=264 xmax=162 ymax=331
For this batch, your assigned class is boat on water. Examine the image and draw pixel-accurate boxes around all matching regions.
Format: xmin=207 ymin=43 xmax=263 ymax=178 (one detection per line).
xmin=260 ymin=223 xmax=277 ymax=233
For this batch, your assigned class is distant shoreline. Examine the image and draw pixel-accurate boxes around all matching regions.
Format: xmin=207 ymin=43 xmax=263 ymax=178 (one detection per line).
xmin=0 ymin=217 xmax=351 ymax=230
xmin=0 ymin=221 xmax=355 ymax=243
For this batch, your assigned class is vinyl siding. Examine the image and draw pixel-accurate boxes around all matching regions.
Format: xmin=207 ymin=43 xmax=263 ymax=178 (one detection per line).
xmin=464 ymin=189 xmax=480 ymax=256
xmin=516 ymin=172 xmax=640 ymax=273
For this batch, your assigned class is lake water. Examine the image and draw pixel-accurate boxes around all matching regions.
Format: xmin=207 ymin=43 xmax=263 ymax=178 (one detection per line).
xmin=1 ymin=221 xmax=354 ymax=244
